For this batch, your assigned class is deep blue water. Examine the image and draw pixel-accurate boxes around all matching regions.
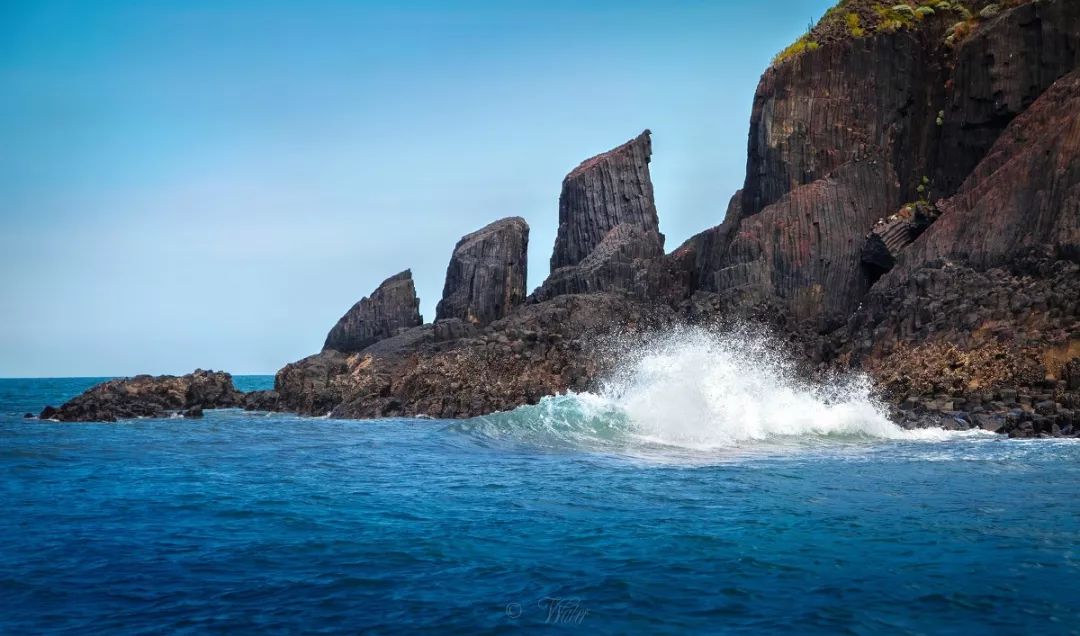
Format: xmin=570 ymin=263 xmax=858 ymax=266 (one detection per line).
xmin=2 ymin=376 xmax=1079 ymax=634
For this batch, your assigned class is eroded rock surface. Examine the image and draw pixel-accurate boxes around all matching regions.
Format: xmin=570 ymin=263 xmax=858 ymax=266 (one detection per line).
xmin=550 ymin=130 xmax=662 ymax=271
xmin=39 ymin=370 xmax=243 ymax=422
xmin=436 ymin=217 xmax=528 ymax=326
xmin=323 ymin=270 xmax=422 ymax=353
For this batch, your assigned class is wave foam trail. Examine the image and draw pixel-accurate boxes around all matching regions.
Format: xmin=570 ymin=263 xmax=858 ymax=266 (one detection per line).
xmin=457 ymin=326 xmax=964 ymax=452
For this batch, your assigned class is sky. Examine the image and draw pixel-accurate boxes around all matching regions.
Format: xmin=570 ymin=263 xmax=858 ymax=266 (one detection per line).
xmin=0 ymin=0 xmax=834 ymax=377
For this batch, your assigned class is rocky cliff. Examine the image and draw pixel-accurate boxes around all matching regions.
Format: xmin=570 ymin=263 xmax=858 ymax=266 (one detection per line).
xmin=45 ymin=0 xmax=1080 ymax=435
xmin=435 ymin=217 xmax=529 ymax=326
xmin=323 ymin=270 xmax=422 ymax=353
xmin=550 ymin=130 xmax=662 ymax=271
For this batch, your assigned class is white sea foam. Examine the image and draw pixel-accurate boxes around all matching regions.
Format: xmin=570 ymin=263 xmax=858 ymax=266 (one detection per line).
xmin=458 ymin=325 xmax=978 ymax=453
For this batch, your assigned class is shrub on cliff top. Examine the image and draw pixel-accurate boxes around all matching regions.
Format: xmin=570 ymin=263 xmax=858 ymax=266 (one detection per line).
xmin=770 ymin=0 xmax=1033 ymax=67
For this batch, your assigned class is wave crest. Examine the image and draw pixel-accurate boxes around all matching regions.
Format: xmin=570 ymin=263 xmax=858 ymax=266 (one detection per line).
xmin=452 ymin=326 xmax=963 ymax=453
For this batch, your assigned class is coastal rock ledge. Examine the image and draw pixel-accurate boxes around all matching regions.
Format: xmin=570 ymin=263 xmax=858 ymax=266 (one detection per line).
xmin=39 ymin=370 xmax=245 ymax=422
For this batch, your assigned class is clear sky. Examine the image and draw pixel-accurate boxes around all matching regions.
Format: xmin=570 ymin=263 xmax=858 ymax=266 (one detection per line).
xmin=1 ymin=0 xmax=833 ymax=377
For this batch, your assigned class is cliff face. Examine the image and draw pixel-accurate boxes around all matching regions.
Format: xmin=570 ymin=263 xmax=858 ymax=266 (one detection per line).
xmin=550 ymin=130 xmax=662 ymax=271
xmin=697 ymin=0 xmax=1080 ymax=331
xmin=844 ymin=69 xmax=1080 ymax=375
xmin=936 ymin=0 xmax=1080 ymax=196
xmin=707 ymin=159 xmax=899 ymax=329
xmin=435 ymin=217 xmax=529 ymax=326
xmin=323 ymin=270 xmax=423 ymax=353
xmin=742 ymin=30 xmax=946 ymax=220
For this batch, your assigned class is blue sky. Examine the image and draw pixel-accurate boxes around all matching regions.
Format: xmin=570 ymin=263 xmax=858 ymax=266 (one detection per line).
xmin=1 ymin=0 xmax=833 ymax=377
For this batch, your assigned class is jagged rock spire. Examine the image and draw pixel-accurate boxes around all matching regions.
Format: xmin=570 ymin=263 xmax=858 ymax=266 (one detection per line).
xmin=436 ymin=217 xmax=529 ymax=326
xmin=323 ymin=270 xmax=422 ymax=353
xmin=550 ymin=130 xmax=662 ymax=272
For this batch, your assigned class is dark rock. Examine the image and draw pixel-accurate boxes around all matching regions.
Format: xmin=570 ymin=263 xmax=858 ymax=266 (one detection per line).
xmin=701 ymin=159 xmax=900 ymax=329
xmin=436 ymin=217 xmax=528 ymax=326
xmin=861 ymin=202 xmax=941 ymax=275
xmin=22 ymin=413 xmax=33 ymax=419
xmin=42 ymin=370 xmax=243 ymax=423
xmin=243 ymin=390 xmax=280 ymax=412
xmin=890 ymin=69 xmax=1080 ymax=276
xmin=550 ymin=130 xmax=662 ymax=271
xmin=935 ymin=0 xmax=1080 ymax=195
xmin=38 ymin=406 xmax=57 ymax=420
xmin=323 ymin=270 xmax=423 ymax=353
xmin=742 ymin=29 xmax=947 ymax=221
xmin=182 ymin=406 xmax=204 ymax=418
xmin=532 ymin=223 xmax=682 ymax=303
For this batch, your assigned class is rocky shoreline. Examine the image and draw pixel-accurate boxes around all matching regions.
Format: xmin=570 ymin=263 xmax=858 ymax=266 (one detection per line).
xmin=40 ymin=0 xmax=1080 ymax=438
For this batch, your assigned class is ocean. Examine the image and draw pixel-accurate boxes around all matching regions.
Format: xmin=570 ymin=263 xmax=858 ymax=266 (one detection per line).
xmin=3 ymin=332 xmax=1079 ymax=633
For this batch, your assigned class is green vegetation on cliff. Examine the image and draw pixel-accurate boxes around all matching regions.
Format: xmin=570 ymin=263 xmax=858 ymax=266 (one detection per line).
xmin=772 ymin=0 xmax=1031 ymax=66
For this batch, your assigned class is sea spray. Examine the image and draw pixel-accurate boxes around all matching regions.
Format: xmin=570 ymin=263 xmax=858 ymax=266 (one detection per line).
xmin=456 ymin=325 xmax=971 ymax=452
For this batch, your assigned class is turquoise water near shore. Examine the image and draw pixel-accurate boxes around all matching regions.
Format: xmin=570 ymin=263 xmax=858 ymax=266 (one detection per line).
xmin=2 ymin=375 xmax=1079 ymax=633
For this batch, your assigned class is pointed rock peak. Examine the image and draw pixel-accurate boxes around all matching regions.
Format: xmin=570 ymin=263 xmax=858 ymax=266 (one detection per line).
xmin=322 ymin=270 xmax=423 ymax=353
xmin=453 ymin=217 xmax=529 ymax=253
xmin=436 ymin=216 xmax=529 ymax=327
xmin=551 ymin=129 xmax=661 ymax=272
xmin=565 ymin=129 xmax=652 ymax=181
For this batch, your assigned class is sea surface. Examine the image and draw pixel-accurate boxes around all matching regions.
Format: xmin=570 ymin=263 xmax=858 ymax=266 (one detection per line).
xmin=3 ymin=331 xmax=1080 ymax=634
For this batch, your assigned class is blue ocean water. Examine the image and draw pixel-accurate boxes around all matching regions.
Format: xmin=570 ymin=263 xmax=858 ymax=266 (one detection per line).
xmin=2 ymin=371 xmax=1079 ymax=634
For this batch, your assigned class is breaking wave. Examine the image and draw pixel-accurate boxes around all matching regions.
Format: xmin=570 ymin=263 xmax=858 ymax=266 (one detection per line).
xmin=451 ymin=326 xmax=974 ymax=455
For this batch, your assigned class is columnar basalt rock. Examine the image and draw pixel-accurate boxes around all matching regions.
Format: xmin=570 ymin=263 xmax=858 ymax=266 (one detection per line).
xmin=550 ymin=130 xmax=662 ymax=271
xmin=935 ymin=0 xmax=1080 ymax=195
xmin=323 ymin=270 xmax=422 ymax=353
xmin=705 ymin=159 xmax=900 ymax=329
xmin=436 ymin=217 xmax=529 ymax=326
xmin=742 ymin=31 xmax=946 ymax=221
xmin=890 ymin=68 xmax=1080 ymax=277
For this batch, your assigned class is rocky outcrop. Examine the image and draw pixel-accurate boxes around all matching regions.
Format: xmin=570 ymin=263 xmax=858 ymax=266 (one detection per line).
xmin=435 ymin=217 xmax=528 ymax=326
xmin=550 ymin=130 xmax=662 ymax=271
xmin=45 ymin=1 xmax=1079 ymax=436
xmin=742 ymin=29 xmax=947 ymax=220
xmin=893 ymin=68 xmax=1080 ymax=274
xmin=323 ymin=270 xmax=422 ymax=353
xmin=532 ymin=224 xmax=686 ymax=304
xmin=280 ymin=293 xmax=676 ymax=419
xmin=703 ymin=159 xmax=899 ymax=329
xmin=935 ymin=0 xmax=1080 ymax=195
xmin=840 ymin=69 xmax=1080 ymax=437
xmin=39 ymin=370 xmax=244 ymax=422
xmin=861 ymin=201 xmax=941 ymax=276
